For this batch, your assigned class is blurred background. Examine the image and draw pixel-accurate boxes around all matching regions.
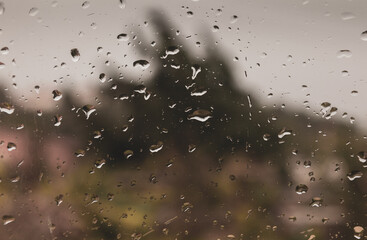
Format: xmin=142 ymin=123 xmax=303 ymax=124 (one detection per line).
xmin=0 ymin=0 xmax=367 ymax=239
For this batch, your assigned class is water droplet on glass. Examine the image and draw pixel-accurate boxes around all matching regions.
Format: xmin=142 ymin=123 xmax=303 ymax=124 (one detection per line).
xmin=181 ymin=202 xmax=193 ymax=213
xmin=354 ymin=226 xmax=364 ymax=239
xmin=52 ymin=90 xmax=62 ymax=101
xmin=188 ymin=109 xmax=212 ymax=122
xmin=119 ymin=0 xmax=126 ymax=9
xmin=1 ymin=47 xmax=9 ymax=55
xmin=81 ymin=1 xmax=90 ymax=9
xmin=74 ymin=149 xmax=85 ymax=157
xmin=0 ymin=102 xmax=15 ymax=114
xmin=134 ymin=84 xmax=146 ymax=94
xmin=263 ymin=133 xmax=271 ymax=141
xmin=124 ymin=150 xmax=133 ymax=159
xmin=295 ymin=184 xmax=308 ymax=194
xmin=337 ymin=50 xmax=352 ymax=59
xmin=188 ymin=144 xmax=196 ymax=153
xmin=347 ymin=170 xmax=363 ymax=181
xmin=133 ymin=60 xmax=150 ymax=69
xmin=341 ymin=12 xmax=355 ymax=21
xmin=309 ymin=197 xmax=323 ymax=207
xmin=28 ymin=7 xmax=39 ymax=17
xmin=95 ymin=159 xmax=106 ymax=169
xmin=55 ymin=194 xmax=63 ymax=206
xmin=7 ymin=142 xmax=16 ymax=151
xmin=190 ymin=87 xmax=207 ymax=97
xmin=82 ymin=104 xmax=96 ymax=119
xmin=70 ymin=48 xmax=80 ymax=62
xmin=117 ymin=33 xmax=128 ymax=41
xmin=351 ymin=90 xmax=358 ymax=96
xmin=361 ymin=31 xmax=367 ymax=41
xmin=54 ymin=114 xmax=62 ymax=126
xmin=0 ymin=2 xmax=4 ymax=15
xmin=2 ymin=215 xmax=15 ymax=225
xmin=191 ymin=64 xmax=201 ymax=79
xmin=149 ymin=141 xmax=163 ymax=153
xmin=0 ymin=61 xmax=5 ymax=69
xmin=278 ymin=128 xmax=292 ymax=138
xmin=161 ymin=46 xmax=180 ymax=58
xmin=357 ymin=151 xmax=367 ymax=163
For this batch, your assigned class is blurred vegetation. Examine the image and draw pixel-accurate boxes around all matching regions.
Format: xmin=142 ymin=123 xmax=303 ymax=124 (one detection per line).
xmin=0 ymin=11 xmax=366 ymax=240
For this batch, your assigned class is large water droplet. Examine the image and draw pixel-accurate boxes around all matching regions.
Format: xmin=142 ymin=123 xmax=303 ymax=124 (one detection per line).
xmin=2 ymin=215 xmax=15 ymax=225
xmin=191 ymin=64 xmax=201 ymax=79
xmin=149 ymin=141 xmax=163 ymax=153
xmin=7 ymin=142 xmax=16 ymax=151
xmin=354 ymin=226 xmax=364 ymax=239
xmin=295 ymin=184 xmax=308 ymax=194
xmin=161 ymin=46 xmax=180 ymax=58
xmin=337 ymin=50 xmax=352 ymax=59
xmin=309 ymin=197 xmax=323 ymax=207
xmin=347 ymin=170 xmax=363 ymax=181
xmin=82 ymin=104 xmax=96 ymax=119
xmin=133 ymin=60 xmax=150 ymax=69
xmin=1 ymin=47 xmax=9 ymax=55
xmin=117 ymin=33 xmax=128 ymax=41
xmin=52 ymin=90 xmax=62 ymax=101
xmin=119 ymin=0 xmax=126 ymax=9
xmin=0 ymin=102 xmax=14 ymax=114
xmin=0 ymin=2 xmax=4 ymax=15
xmin=95 ymin=159 xmax=106 ymax=169
xmin=54 ymin=114 xmax=62 ymax=126
xmin=28 ymin=7 xmax=39 ymax=17
xmin=357 ymin=151 xmax=367 ymax=163
xmin=70 ymin=48 xmax=80 ymax=62
xmin=361 ymin=31 xmax=367 ymax=41
xmin=55 ymin=194 xmax=63 ymax=206
xmin=188 ymin=109 xmax=212 ymax=122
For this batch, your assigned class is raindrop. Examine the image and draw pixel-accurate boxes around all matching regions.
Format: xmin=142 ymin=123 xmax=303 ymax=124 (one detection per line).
xmin=0 ymin=47 xmax=9 ymax=55
xmin=117 ymin=33 xmax=128 ymax=41
xmin=161 ymin=46 xmax=180 ymax=58
xmin=95 ymin=159 xmax=106 ymax=169
xmin=357 ymin=151 xmax=367 ymax=163
xmin=188 ymin=109 xmax=212 ymax=122
xmin=134 ymin=84 xmax=146 ymax=94
xmin=82 ymin=104 xmax=96 ymax=119
xmin=52 ymin=90 xmax=62 ymax=101
xmin=337 ymin=50 xmax=352 ymax=59
xmin=133 ymin=60 xmax=150 ymax=69
xmin=347 ymin=170 xmax=363 ymax=181
xmin=124 ymin=150 xmax=133 ymax=159
xmin=99 ymin=73 xmax=106 ymax=83
xmin=54 ymin=114 xmax=62 ymax=126
xmin=341 ymin=12 xmax=355 ymax=21
xmin=354 ymin=226 xmax=364 ymax=239
xmin=28 ymin=7 xmax=39 ymax=17
xmin=55 ymin=194 xmax=63 ymax=206
xmin=74 ymin=149 xmax=85 ymax=157
xmin=181 ymin=202 xmax=193 ymax=213
xmin=0 ymin=61 xmax=5 ymax=69
xmin=295 ymin=184 xmax=308 ymax=194
xmin=361 ymin=31 xmax=367 ymax=41
xmin=191 ymin=64 xmax=201 ymax=79
xmin=7 ymin=142 xmax=16 ymax=151
xmin=263 ymin=133 xmax=271 ymax=141
xmin=231 ymin=15 xmax=238 ymax=23
xmin=309 ymin=197 xmax=323 ymax=207
xmin=0 ymin=2 xmax=4 ymax=15
xmin=278 ymin=128 xmax=292 ymax=138
xmin=190 ymin=87 xmax=207 ymax=97
xmin=2 ymin=215 xmax=15 ymax=225
xmin=149 ymin=141 xmax=163 ymax=153
xmin=81 ymin=1 xmax=90 ymax=9
xmin=0 ymin=102 xmax=15 ymax=114
xmin=119 ymin=0 xmax=126 ymax=9
xmin=70 ymin=48 xmax=80 ymax=62
xmin=188 ymin=144 xmax=196 ymax=153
